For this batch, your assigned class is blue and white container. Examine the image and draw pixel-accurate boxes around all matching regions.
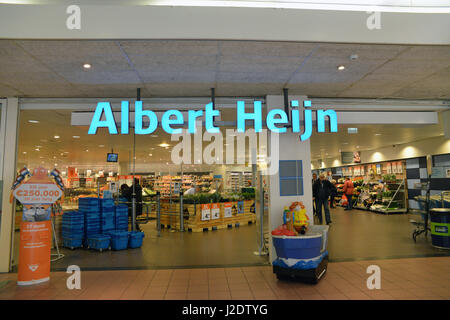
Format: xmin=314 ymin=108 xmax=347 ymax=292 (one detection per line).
xmin=272 ymin=225 xmax=329 ymax=270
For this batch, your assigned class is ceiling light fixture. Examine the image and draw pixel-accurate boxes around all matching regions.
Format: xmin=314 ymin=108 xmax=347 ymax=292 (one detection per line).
xmin=337 ymin=65 xmax=345 ymax=71
xmin=35 ymin=148 xmax=40 ymax=151
xmin=28 ymin=120 xmax=39 ymax=124
xmin=72 ymin=136 xmax=80 ymax=139
xmin=159 ymin=143 xmax=170 ymax=148
xmin=83 ymin=63 xmax=92 ymax=69
xmin=54 ymin=135 xmax=60 ymax=139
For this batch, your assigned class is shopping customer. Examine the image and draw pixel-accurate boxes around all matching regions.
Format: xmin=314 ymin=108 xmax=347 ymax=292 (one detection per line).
xmin=343 ymin=177 xmax=355 ymax=211
xmin=330 ymin=179 xmax=338 ymax=208
xmin=312 ymin=173 xmax=318 ymax=216
xmin=313 ymin=174 xmax=333 ymax=225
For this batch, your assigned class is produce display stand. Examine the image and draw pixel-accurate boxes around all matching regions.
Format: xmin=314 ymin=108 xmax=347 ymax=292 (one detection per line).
xmin=162 ymin=200 xmax=256 ymax=232
xmin=370 ymin=179 xmax=407 ymax=214
xmin=272 ymin=225 xmax=329 ymax=284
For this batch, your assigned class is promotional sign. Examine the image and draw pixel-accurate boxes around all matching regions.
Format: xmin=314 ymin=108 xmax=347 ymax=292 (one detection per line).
xmin=397 ymin=161 xmax=403 ymax=173
xmin=386 ymin=163 xmax=392 ymax=174
xmin=376 ymin=164 xmax=381 ymax=175
xmin=224 ymin=202 xmax=232 ymax=218
xmin=360 ymin=165 xmax=365 ymax=176
xmin=17 ymin=221 xmax=52 ymax=286
xmin=392 ymin=162 xmax=397 ymax=173
xmin=11 ymin=167 xmax=64 ymax=286
xmin=211 ymin=203 xmax=220 ymax=220
xmin=201 ymin=203 xmax=211 ymax=221
xmin=237 ymin=201 xmax=244 ymax=214
xmin=341 ymin=152 xmax=354 ymax=164
xmin=353 ymin=151 xmax=361 ymax=163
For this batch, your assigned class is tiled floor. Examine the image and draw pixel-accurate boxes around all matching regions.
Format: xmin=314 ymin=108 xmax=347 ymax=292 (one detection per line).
xmin=0 ymin=256 xmax=449 ymax=300
xmin=11 ymin=206 xmax=446 ymax=271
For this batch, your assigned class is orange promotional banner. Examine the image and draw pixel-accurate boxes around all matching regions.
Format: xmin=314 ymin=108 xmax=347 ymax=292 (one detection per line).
xmin=11 ymin=167 xmax=64 ymax=286
xmin=17 ymin=221 xmax=52 ymax=285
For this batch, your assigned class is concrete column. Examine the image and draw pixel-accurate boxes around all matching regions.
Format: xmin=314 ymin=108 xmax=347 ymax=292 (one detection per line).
xmin=0 ymin=98 xmax=19 ymax=272
xmin=266 ymin=95 xmax=313 ymax=262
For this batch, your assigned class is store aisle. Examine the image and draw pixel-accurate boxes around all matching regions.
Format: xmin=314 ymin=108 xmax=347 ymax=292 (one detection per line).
xmin=326 ymin=206 xmax=448 ymax=261
xmin=0 ymin=256 xmax=448 ymax=300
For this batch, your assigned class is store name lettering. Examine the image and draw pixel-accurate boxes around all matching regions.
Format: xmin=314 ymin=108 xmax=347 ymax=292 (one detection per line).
xmin=88 ymin=100 xmax=337 ymax=140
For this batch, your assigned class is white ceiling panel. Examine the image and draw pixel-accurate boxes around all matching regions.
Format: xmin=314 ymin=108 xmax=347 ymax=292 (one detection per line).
xmin=140 ymin=71 xmax=215 ymax=83
xmin=119 ymin=40 xmax=219 ymax=56
xmin=0 ymin=40 xmax=448 ymax=99
xmin=219 ymin=41 xmax=317 ymax=57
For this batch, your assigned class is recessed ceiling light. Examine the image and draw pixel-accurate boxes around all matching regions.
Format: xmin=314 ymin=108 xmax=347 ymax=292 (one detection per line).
xmin=375 ymin=133 xmax=382 ymax=136
xmin=83 ymin=63 xmax=91 ymax=69
xmin=85 ymin=149 xmax=89 ymax=152
xmin=23 ymin=151 xmax=27 ymax=154
xmin=348 ymin=128 xmax=358 ymax=134
xmin=28 ymin=120 xmax=39 ymax=124
xmin=148 ymin=154 xmax=152 ymax=156
xmin=54 ymin=135 xmax=60 ymax=139
xmin=356 ymin=146 xmax=360 ymax=149
xmin=99 ymin=145 xmax=104 ymax=147
xmin=159 ymin=143 xmax=170 ymax=148
xmin=72 ymin=136 xmax=80 ymax=139
xmin=342 ymin=142 xmax=349 ymax=145
xmin=36 ymin=145 xmax=42 ymax=148
xmin=337 ymin=65 xmax=345 ymax=71
xmin=35 ymin=148 xmax=40 ymax=151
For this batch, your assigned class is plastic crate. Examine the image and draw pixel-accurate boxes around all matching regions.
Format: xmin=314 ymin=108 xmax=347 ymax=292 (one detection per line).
xmin=87 ymin=234 xmax=111 ymax=252
xmin=108 ymin=231 xmax=129 ymax=250
xmin=128 ymin=231 xmax=145 ymax=249
xmin=62 ymin=237 xmax=83 ymax=249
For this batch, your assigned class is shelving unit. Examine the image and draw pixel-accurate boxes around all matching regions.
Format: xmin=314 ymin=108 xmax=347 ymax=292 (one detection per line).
xmin=226 ymin=171 xmax=253 ymax=192
xmin=370 ymin=179 xmax=407 ymax=214
xmin=153 ymin=173 xmax=213 ymax=198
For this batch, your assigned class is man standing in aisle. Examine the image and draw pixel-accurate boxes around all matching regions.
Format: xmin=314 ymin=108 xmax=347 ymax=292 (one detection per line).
xmin=312 ymin=173 xmax=318 ymax=216
xmin=343 ymin=177 xmax=355 ymax=210
xmin=313 ymin=174 xmax=333 ymax=225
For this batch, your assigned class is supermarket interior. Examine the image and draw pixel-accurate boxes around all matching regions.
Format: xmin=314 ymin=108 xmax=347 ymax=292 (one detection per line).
xmin=10 ymin=105 xmax=450 ymax=271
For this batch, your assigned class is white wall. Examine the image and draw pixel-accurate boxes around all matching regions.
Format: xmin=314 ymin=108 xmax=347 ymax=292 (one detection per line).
xmin=266 ymin=95 xmax=313 ymax=261
xmin=316 ymin=135 xmax=450 ymax=169
xmin=1 ymin=4 xmax=449 ymax=44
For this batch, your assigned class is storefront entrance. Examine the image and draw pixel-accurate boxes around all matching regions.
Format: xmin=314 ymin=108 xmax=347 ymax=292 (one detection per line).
xmin=12 ymin=106 xmax=270 ymax=270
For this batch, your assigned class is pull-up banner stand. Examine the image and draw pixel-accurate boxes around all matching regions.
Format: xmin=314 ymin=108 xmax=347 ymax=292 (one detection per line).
xmin=11 ymin=167 xmax=64 ymax=286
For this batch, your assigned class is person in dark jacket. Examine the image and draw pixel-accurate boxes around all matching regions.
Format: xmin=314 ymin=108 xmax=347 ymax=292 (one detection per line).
xmin=121 ymin=179 xmax=143 ymax=231
xmin=312 ymin=173 xmax=318 ymax=216
xmin=329 ymin=179 xmax=338 ymax=208
xmin=313 ymin=174 xmax=333 ymax=225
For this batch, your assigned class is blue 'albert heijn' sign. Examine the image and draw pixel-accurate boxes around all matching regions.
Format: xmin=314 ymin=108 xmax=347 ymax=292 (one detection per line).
xmin=88 ymin=100 xmax=337 ymax=141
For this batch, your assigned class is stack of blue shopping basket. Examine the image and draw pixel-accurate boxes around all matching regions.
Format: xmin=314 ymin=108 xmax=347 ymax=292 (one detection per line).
xmin=61 ymin=210 xmax=84 ymax=249
xmin=114 ymin=205 xmax=129 ymax=231
xmin=79 ymin=197 xmax=101 ymax=247
xmin=100 ymin=198 xmax=115 ymax=234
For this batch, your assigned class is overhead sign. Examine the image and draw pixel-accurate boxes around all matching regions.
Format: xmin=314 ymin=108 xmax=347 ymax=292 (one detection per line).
xmin=87 ymin=100 xmax=338 ymax=141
